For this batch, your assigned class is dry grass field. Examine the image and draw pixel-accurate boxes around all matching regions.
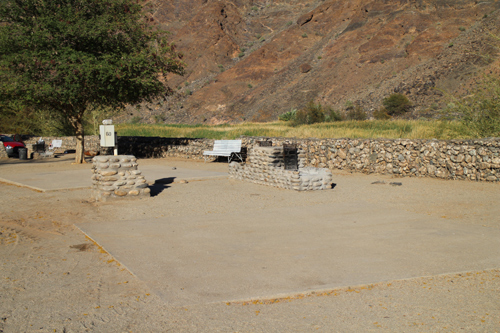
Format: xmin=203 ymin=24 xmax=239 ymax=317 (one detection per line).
xmin=115 ymin=120 xmax=472 ymax=140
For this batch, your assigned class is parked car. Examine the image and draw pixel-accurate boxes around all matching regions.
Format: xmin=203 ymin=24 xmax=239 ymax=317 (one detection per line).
xmin=0 ymin=135 xmax=26 ymax=157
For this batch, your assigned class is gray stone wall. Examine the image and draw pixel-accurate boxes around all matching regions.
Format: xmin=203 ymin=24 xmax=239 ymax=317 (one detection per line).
xmin=91 ymin=155 xmax=150 ymax=202
xmin=238 ymin=137 xmax=499 ymax=182
xmin=20 ymin=134 xmax=499 ymax=182
xmin=229 ymin=146 xmax=333 ymax=191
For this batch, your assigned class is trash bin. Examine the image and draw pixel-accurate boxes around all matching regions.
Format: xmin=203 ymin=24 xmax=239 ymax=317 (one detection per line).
xmin=18 ymin=148 xmax=28 ymax=160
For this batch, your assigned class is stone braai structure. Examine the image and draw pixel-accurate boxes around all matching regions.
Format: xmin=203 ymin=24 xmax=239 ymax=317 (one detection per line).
xmin=91 ymin=155 xmax=150 ymax=201
xmin=229 ymin=146 xmax=333 ymax=191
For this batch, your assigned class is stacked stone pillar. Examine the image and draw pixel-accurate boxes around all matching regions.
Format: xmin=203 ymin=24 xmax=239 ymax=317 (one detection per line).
xmin=91 ymin=155 xmax=150 ymax=201
xmin=229 ymin=146 xmax=332 ymax=191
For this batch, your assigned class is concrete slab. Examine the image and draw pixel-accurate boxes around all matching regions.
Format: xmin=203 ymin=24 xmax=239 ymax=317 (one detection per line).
xmin=0 ymin=165 xmax=227 ymax=192
xmin=76 ymin=200 xmax=500 ymax=307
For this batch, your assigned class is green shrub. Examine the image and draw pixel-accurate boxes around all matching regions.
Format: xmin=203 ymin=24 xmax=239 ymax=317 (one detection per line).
xmin=324 ymin=106 xmax=343 ymax=122
xmin=292 ymin=101 xmax=325 ymax=125
xmin=373 ymin=108 xmax=391 ymax=120
xmin=382 ymin=93 xmax=412 ymax=116
xmin=278 ymin=109 xmax=297 ymax=121
xmin=346 ymin=104 xmax=367 ymax=121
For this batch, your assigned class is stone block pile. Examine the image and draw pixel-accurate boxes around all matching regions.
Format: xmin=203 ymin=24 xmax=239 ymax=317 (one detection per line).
xmin=229 ymin=146 xmax=332 ymax=191
xmin=91 ymin=155 xmax=150 ymax=201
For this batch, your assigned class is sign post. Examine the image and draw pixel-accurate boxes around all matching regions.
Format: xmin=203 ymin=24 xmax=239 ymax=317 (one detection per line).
xmin=99 ymin=119 xmax=117 ymax=155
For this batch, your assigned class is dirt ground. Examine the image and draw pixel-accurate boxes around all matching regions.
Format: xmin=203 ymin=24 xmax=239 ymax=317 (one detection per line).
xmin=0 ymin=155 xmax=499 ymax=332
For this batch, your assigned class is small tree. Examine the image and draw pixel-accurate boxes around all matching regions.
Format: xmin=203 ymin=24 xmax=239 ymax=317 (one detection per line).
xmin=0 ymin=0 xmax=184 ymax=163
xmin=382 ymin=93 xmax=412 ymax=116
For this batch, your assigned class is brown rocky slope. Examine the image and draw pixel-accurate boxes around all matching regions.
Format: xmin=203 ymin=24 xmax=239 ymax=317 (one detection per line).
xmin=121 ymin=0 xmax=500 ymax=124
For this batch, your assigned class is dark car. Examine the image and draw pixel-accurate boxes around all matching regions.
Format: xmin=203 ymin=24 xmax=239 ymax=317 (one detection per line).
xmin=0 ymin=135 xmax=26 ymax=157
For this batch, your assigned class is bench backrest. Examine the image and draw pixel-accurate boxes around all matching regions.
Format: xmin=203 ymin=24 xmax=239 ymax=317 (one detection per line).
xmin=212 ymin=140 xmax=241 ymax=152
xmin=52 ymin=140 xmax=62 ymax=148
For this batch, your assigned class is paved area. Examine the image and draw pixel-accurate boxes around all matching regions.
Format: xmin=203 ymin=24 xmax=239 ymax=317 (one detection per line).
xmin=1 ymin=155 xmax=499 ymax=331
xmin=0 ymin=156 xmax=227 ymax=191
xmin=77 ymin=200 xmax=500 ymax=307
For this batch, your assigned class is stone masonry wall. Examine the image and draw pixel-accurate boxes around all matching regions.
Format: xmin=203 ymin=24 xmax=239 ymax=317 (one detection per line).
xmin=229 ymin=146 xmax=333 ymax=191
xmin=20 ymin=134 xmax=500 ymax=182
xmin=91 ymin=155 xmax=150 ymax=202
xmin=239 ymin=137 xmax=500 ymax=182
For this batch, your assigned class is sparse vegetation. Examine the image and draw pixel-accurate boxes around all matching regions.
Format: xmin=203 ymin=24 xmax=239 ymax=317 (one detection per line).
xmin=153 ymin=114 xmax=166 ymax=123
xmin=442 ymin=75 xmax=500 ymax=138
xmin=373 ymin=108 xmax=391 ymax=120
xmin=129 ymin=116 xmax=142 ymax=124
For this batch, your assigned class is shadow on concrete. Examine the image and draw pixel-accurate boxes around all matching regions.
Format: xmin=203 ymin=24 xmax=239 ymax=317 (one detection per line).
xmin=149 ymin=177 xmax=175 ymax=197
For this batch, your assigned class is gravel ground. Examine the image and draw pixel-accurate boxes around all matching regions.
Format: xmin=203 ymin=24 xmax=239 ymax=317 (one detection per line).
xmin=0 ymin=155 xmax=499 ymax=332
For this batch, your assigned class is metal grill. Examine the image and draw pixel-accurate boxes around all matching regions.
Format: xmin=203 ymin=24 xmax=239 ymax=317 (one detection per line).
xmin=257 ymin=140 xmax=272 ymax=147
xmin=283 ymin=144 xmax=298 ymax=170
xmin=32 ymin=143 xmax=45 ymax=153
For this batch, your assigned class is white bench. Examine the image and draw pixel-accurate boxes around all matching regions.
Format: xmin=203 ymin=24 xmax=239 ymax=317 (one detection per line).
xmin=203 ymin=140 xmax=244 ymax=162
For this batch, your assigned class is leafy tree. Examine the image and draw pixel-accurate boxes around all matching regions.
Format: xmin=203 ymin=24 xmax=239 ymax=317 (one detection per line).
xmin=0 ymin=0 xmax=184 ymax=163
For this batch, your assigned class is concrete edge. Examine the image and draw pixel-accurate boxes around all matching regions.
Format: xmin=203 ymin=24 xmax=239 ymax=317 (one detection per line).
xmin=221 ymin=267 xmax=500 ymax=306
xmin=0 ymin=177 xmax=46 ymax=193
xmin=74 ymin=224 xmax=138 ymax=279
xmin=171 ymin=175 xmax=228 ymax=183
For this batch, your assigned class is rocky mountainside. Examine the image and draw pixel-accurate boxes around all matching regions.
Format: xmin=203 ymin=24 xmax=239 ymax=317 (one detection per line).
xmin=121 ymin=0 xmax=500 ymax=124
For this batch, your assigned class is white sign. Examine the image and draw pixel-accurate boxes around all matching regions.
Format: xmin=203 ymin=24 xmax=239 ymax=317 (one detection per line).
xmin=99 ymin=125 xmax=115 ymax=147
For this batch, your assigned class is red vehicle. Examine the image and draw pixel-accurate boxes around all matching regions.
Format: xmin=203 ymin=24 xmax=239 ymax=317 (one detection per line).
xmin=0 ymin=135 xmax=25 ymax=157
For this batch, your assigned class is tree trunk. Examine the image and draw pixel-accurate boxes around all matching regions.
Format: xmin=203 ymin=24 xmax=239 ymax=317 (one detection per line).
xmin=75 ymin=121 xmax=85 ymax=164
xmin=69 ymin=113 xmax=85 ymax=164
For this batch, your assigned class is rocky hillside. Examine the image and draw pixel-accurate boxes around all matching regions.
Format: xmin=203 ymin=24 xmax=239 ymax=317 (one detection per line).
xmin=121 ymin=0 xmax=500 ymax=124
